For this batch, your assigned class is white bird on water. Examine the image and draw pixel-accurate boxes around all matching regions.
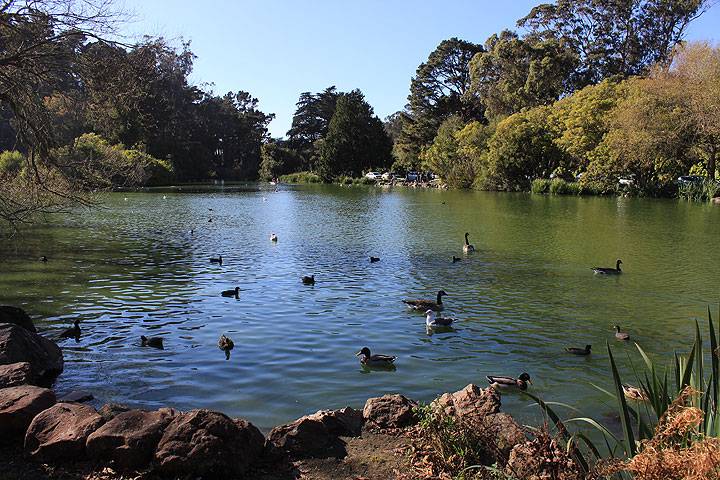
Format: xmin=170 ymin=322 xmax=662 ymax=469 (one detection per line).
xmin=425 ymin=309 xmax=454 ymax=327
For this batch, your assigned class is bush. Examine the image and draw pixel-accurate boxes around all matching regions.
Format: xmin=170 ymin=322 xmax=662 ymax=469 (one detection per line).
xmin=531 ymin=178 xmax=552 ymax=194
xmin=678 ymin=180 xmax=720 ymax=202
xmin=549 ymin=178 xmax=581 ymax=195
xmin=0 ymin=151 xmax=25 ymax=174
xmin=278 ymin=171 xmax=323 ymax=184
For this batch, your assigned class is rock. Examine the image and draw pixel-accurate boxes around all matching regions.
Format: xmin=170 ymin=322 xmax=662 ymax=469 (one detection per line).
xmin=98 ymin=403 xmax=131 ymax=422
xmin=0 ymin=362 xmax=34 ymax=388
xmin=268 ymin=415 xmax=344 ymax=459
xmin=24 ymin=402 xmax=104 ymax=461
xmin=86 ymin=408 xmax=175 ymax=469
xmin=0 ymin=306 xmax=36 ymax=332
xmin=154 ymin=409 xmax=265 ymax=477
xmin=307 ymin=406 xmax=363 ymax=437
xmin=713 ymin=197 xmax=720 ymax=204
xmin=363 ymin=394 xmax=418 ymax=429
xmin=0 ymin=385 xmax=56 ymax=440
xmin=58 ymin=390 xmax=94 ymax=403
xmin=434 ymin=384 xmax=501 ymax=422
xmin=482 ymin=413 xmax=527 ymax=462
xmin=0 ymin=323 xmax=63 ymax=381
xmin=506 ymin=438 xmax=582 ymax=480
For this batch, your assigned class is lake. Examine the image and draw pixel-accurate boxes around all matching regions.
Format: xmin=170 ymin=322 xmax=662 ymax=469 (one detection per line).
xmin=1 ymin=183 xmax=718 ymax=431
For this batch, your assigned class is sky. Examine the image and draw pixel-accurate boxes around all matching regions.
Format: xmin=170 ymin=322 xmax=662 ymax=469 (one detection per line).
xmin=119 ymin=0 xmax=720 ymax=138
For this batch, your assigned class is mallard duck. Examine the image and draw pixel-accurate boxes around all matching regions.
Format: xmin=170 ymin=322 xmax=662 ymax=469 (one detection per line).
xmin=487 ymin=373 xmax=532 ymax=391
xmin=623 ymin=384 xmax=649 ymax=402
xmin=218 ymin=335 xmax=234 ymax=351
xmin=592 ymin=259 xmax=622 ymax=275
xmin=356 ymin=347 xmax=396 ymax=367
xmin=403 ymin=290 xmax=448 ymax=311
xmin=302 ymin=275 xmax=315 ymax=285
xmin=221 ymin=287 xmax=240 ymax=298
xmin=369 ymin=256 xmax=380 ymax=263
xmin=140 ymin=335 xmax=164 ymax=349
xmin=270 ymin=233 xmax=278 ymax=242
xmin=463 ymin=232 xmax=475 ymax=253
xmin=39 ymin=256 xmax=48 ymax=262
xmin=425 ymin=309 xmax=454 ymax=327
xmin=210 ymin=255 xmax=223 ymax=265
xmin=59 ymin=319 xmax=81 ymax=339
xmin=452 ymin=256 xmax=461 ymax=263
xmin=565 ymin=345 xmax=591 ymax=356
xmin=614 ymin=325 xmax=630 ymax=341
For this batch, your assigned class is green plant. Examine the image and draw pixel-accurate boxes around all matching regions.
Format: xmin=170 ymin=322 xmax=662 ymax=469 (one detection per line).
xmin=549 ymin=178 xmax=581 ymax=195
xmin=678 ymin=180 xmax=720 ymax=202
xmin=278 ymin=171 xmax=323 ymax=184
xmin=0 ymin=151 xmax=25 ymax=174
xmin=531 ymin=178 xmax=551 ymax=194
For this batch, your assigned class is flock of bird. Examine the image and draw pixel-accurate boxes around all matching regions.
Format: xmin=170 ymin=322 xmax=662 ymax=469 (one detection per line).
xmin=50 ymin=224 xmax=631 ymax=394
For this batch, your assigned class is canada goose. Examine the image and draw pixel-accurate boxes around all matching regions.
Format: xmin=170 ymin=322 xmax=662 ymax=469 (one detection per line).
xmin=140 ymin=335 xmax=164 ymax=349
xmin=592 ymin=259 xmax=622 ymax=275
xmin=463 ymin=232 xmax=475 ymax=253
xmin=356 ymin=347 xmax=396 ymax=367
xmin=218 ymin=334 xmax=234 ymax=352
xmin=487 ymin=373 xmax=532 ymax=391
xmin=59 ymin=319 xmax=81 ymax=339
xmin=270 ymin=233 xmax=278 ymax=242
xmin=425 ymin=309 xmax=454 ymax=327
xmin=623 ymin=384 xmax=649 ymax=402
xmin=39 ymin=256 xmax=48 ymax=262
xmin=210 ymin=255 xmax=223 ymax=265
xmin=614 ymin=325 xmax=630 ymax=341
xmin=565 ymin=345 xmax=591 ymax=355
xmin=369 ymin=256 xmax=380 ymax=263
xmin=221 ymin=287 xmax=240 ymax=298
xmin=403 ymin=290 xmax=448 ymax=311
xmin=302 ymin=275 xmax=315 ymax=285
xmin=452 ymin=256 xmax=461 ymax=263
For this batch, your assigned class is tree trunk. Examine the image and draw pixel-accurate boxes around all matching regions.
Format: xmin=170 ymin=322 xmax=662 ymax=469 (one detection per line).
xmin=708 ymin=146 xmax=717 ymax=181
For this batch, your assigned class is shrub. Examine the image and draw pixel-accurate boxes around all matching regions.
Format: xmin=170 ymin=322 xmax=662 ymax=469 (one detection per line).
xmin=549 ymin=178 xmax=581 ymax=195
xmin=0 ymin=151 xmax=25 ymax=174
xmin=678 ymin=180 xmax=720 ymax=203
xmin=531 ymin=178 xmax=552 ymax=194
xmin=278 ymin=171 xmax=323 ymax=184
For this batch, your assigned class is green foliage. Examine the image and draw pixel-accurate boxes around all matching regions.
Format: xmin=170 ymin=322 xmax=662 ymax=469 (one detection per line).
xmin=259 ymin=142 xmax=303 ymax=181
xmin=278 ymin=171 xmax=322 ymax=184
xmin=677 ymin=180 xmax=720 ymax=202
xmin=531 ymin=178 xmax=551 ymax=194
xmin=286 ymin=86 xmax=340 ymax=167
xmin=0 ymin=151 xmax=25 ymax=174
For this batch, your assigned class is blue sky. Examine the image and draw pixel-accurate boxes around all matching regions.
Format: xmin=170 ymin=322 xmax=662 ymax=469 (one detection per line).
xmin=120 ymin=0 xmax=720 ymax=138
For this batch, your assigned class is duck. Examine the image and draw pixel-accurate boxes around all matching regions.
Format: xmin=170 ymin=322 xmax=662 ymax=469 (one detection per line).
xmin=369 ymin=256 xmax=380 ymax=263
xmin=463 ymin=232 xmax=475 ymax=253
xmin=221 ymin=287 xmax=240 ymax=298
xmin=592 ymin=259 xmax=622 ymax=275
xmin=140 ymin=335 xmax=164 ymax=349
xmin=270 ymin=233 xmax=278 ymax=242
xmin=614 ymin=325 xmax=630 ymax=341
xmin=487 ymin=373 xmax=532 ymax=391
xmin=565 ymin=345 xmax=591 ymax=356
xmin=356 ymin=347 xmax=397 ymax=368
xmin=59 ymin=319 xmax=81 ymax=339
xmin=425 ymin=309 xmax=454 ymax=327
xmin=403 ymin=290 xmax=448 ymax=311
xmin=39 ymin=256 xmax=48 ymax=262
xmin=452 ymin=256 xmax=461 ymax=263
xmin=302 ymin=275 xmax=315 ymax=285
xmin=210 ymin=255 xmax=223 ymax=265
xmin=218 ymin=334 xmax=234 ymax=352
xmin=623 ymin=384 xmax=649 ymax=402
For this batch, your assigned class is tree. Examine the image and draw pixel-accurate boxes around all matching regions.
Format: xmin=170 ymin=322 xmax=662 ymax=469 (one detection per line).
xmin=259 ymin=140 xmax=303 ymax=180
xmin=286 ymin=86 xmax=339 ymax=167
xmin=420 ymin=116 xmax=481 ymax=188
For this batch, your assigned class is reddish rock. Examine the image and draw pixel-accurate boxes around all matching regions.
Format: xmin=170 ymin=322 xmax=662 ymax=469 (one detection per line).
xmin=0 ymin=362 xmax=34 ymax=388
xmin=24 ymin=402 xmax=104 ymax=461
xmin=154 ymin=409 xmax=264 ymax=477
xmin=363 ymin=394 xmax=418 ymax=429
xmin=269 ymin=416 xmax=336 ymax=459
xmin=0 ymin=323 xmax=63 ymax=381
xmin=86 ymin=408 xmax=175 ymax=469
xmin=307 ymin=406 xmax=363 ymax=437
xmin=97 ymin=403 xmax=131 ymax=422
xmin=0 ymin=385 xmax=56 ymax=440
xmin=58 ymin=391 xmax=94 ymax=403
xmin=434 ymin=384 xmax=501 ymax=422
xmin=483 ymin=413 xmax=527 ymax=461
xmin=0 ymin=306 xmax=36 ymax=332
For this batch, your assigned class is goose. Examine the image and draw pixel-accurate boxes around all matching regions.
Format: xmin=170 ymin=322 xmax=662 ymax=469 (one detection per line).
xmin=623 ymin=384 xmax=649 ymax=402
xmin=210 ymin=255 xmax=223 ymax=265
xmin=614 ymin=325 xmax=630 ymax=341
xmin=452 ymin=256 xmax=461 ymax=263
xmin=218 ymin=335 xmax=234 ymax=352
xmin=270 ymin=233 xmax=278 ymax=242
xmin=356 ymin=347 xmax=396 ymax=368
xmin=59 ymin=319 xmax=81 ymax=339
xmin=463 ymin=232 xmax=475 ymax=253
xmin=221 ymin=287 xmax=240 ymax=298
xmin=162 ymin=195 xmax=167 ymax=200
xmin=208 ymin=218 xmax=213 ymax=223
xmin=369 ymin=256 xmax=380 ymax=263
xmin=403 ymin=290 xmax=448 ymax=311
xmin=302 ymin=275 xmax=315 ymax=285
xmin=565 ymin=345 xmax=591 ymax=356
xmin=39 ymin=256 xmax=48 ymax=262
xmin=592 ymin=259 xmax=622 ymax=275
xmin=487 ymin=373 xmax=532 ymax=391
xmin=140 ymin=335 xmax=164 ymax=349
xmin=425 ymin=309 xmax=454 ymax=327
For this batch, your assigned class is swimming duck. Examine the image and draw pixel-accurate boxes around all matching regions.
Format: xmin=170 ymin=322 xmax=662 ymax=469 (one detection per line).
xmin=221 ymin=287 xmax=240 ymax=298
xmin=425 ymin=309 xmax=454 ymax=327
xmin=59 ymin=319 xmax=81 ymax=339
xmin=39 ymin=256 xmax=48 ymax=262
xmin=403 ymin=290 xmax=448 ymax=311
xmin=463 ymin=232 xmax=475 ymax=253
xmin=565 ymin=345 xmax=591 ymax=356
xmin=140 ymin=335 xmax=164 ymax=349
xmin=369 ymin=256 xmax=380 ymax=263
xmin=302 ymin=275 xmax=315 ymax=285
xmin=210 ymin=255 xmax=223 ymax=265
xmin=356 ymin=347 xmax=397 ymax=368
xmin=452 ymin=256 xmax=461 ymax=263
xmin=592 ymin=259 xmax=622 ymax=275
xmin=614 ymin=325 xmax=630 ymax=341
xmin=270 ymin=233 xmax=278 ymax=242
xmin=218 ymin=335 xmax=234 ymax=352
xmin=623 ymin=384 xmax=649 ymax=402
xmin=487 ymin=373 xmax=532 ymax=391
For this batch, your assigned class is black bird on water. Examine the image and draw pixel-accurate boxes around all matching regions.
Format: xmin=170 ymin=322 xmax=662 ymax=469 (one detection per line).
xmin=369 ymin=256 xmax=380 ymax=263
xmin=302 ymin=275 xmax=315 ymax=285
xmin=210 ymin=255 xmax=223 ymax=265
xmin=452 ymin=256 xmax=461 ymax=263
xmin=141 ymin=335 xmax=164 ymax=349
xmin=565 ymin=345 xmax=591 ymax=356
xmin=39 ymin=256 xmax=48 ymax=262
xmin=221 ymin=287 xmax=240 ymax=298
xmin=59 ymin=319 xmax=81 ymax=339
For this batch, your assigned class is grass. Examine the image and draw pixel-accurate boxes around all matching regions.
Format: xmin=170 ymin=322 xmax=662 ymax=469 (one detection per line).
xmin=678 ymin=180 xmax=720 ymax=203
xmin=278 ymin=171 xmax=322 ymax=184
xmin=531 ymin=178 xmax=605 ymax=196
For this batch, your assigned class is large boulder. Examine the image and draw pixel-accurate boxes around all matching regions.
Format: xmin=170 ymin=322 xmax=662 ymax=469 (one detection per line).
xmin=0 ymin=306 xmax=36 ymax=332
xmin=0 ymin=323 xmax=63 ymax=381
xmin=307 ymin=407 xmax=363 ymax=437
xmin=98 ymin=403 xmax=131 ymax=422
xmin=154 ymin=409 xmax=265 ymax=477
xmin=482 ymin=413 xmax=527 ymax=462
xmin=86 ymin=408 xmax=175 ymax=469
xmin=363 ymin=394 xmax=418 ymax=430
xmin=268 ymin=409 xmax=361 ymax=459
xmin=0 ymin=385 xmax=56 ymax=440
xmin=0 ymin=362 xmax=34 ymax=388
xmin=434 ymin=384 xmax=501 ymax=423
xmin=24 ymin=402 xmax=104 ymax=462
